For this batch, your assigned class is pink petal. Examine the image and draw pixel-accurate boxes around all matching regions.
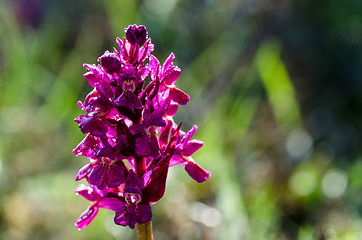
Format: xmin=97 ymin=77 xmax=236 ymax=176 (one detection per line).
xmin=185 ymin=161 xmax=210 ymax=183
xmin=183 ymin=140 xmax=203 ymax=157
xmin=169 ymin=87 xmax=189 ymax=105
xmin=75 ymin=163 xmax=93 ymax=181
xmin=75 ymin=206 xmax=99 ymax=229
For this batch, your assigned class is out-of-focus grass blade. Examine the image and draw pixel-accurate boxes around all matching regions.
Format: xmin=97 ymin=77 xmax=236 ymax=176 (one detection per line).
xmin=35 ymin=25 xmax=103 ymax=144
xmin=298 ymin=225 xmax=313 ymax=240
xmin=103 ymin=0 xmax=137 ymax=36
xmin=197 ymin=62 xmax=262 ymax=239
xmin=0 ymin=8 xmax=32 ymax=106
xmin=255 ymin=40 xmax=301 ymax=132
xmin=182 ymin=18 xmax=249 ymax=96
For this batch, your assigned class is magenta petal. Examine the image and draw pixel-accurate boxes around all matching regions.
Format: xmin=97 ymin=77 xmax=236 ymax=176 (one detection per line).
xmin=149 ymin=55 xmax=160 ymax=80
xmin=114 ymin=93 xmax=126 ymax=106
xmin=114 ymin=203 xmax=152 ymax=229
xmin=136 ymin=204 xmax=152 ymax=224
xmin=149 ymin=135 xmax=160 ymax=159
xmin=130 ymin=123 xmax=146 ymax=135
xmin=169 ymin=154 xmax=184 ymax=167
xmin=169 ymin=88 xmax=190 ymax=105
xmin=161 ymin=53 xmax=175 ymax=74
xmin=99 ymin=197 xmax=125 ymax=211
xmin=183 ymin=140 xmax=203 ymax=157
xmin=142 ymin=155 xmax=170 ymax=204
xmin=125 ymin=25 xmax=137 ymax=44
xmin=83 ymin=72 xmax=97 ymax=87
xmin=185 ymin=161 xmax=211 ymax=183
xmin=75 ymin=163 xmax=93 ymax=181
xmin=147 ymin=118 xmax=165 ymax=128
xmin=135 ymin=135 xmax=151 ymax=157
xmin=73 ymin=134 xmax=99 ymax=159
xmin=163 ymin=67 xmax=180 ymax=85
xmin=78 ymin=115 xmax=109 ymax=136
xmin=98 ymin=51 xmax=122 ymax=73
xmin=136 ymin=67 xmax=150 ymax=81
xmin=182 ymin=125 xmax=198 ymax=147
xmin=105 ymin=165 xmax=125 ymax=188
xmin=165 ymin=102 xmax=178 ymax=116
xmin=138 ymin=40 xmax=154 ymax=63
xmin=77 ymin=115 xmax=93 ymax=133
xmin=136 ymin=25 xmax=147 ymax=45
xmin=75 ymin=184 xmax=99 ymax=201
xmin=96 ymin=146 xmax=116 ymax=159
xmin=75 ymin=206 xmax=99 ymax=229
xmin=115 ymin=93 xmax=143 ymax=109
xmin=129 ymin=93 xmax=143 ymax=109
xmin=124 ymin=170 xmax=142 ymax=194
xmin=89 ymin=164 xmax=107 ymax=187
xmin=114 ymin=205 xmax=137 ymax=229
xmin=158 ymin=120 xmax=172 ymax=150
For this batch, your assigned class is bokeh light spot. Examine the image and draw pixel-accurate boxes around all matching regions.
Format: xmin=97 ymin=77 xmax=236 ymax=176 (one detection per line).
xmin=188 ymin=201 xmax=222 ymax=227
xmin=289 ymin=171 xmax=317 ymax=196
xmin=322 ymin=169 xmax=348 ymax=199
xmin=286 ymin=129 xmax=313 ymax=160
xmin=144 ymin=0 xmax=178 ymax=17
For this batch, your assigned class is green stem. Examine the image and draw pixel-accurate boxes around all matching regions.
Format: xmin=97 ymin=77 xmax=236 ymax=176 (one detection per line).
xmin=137 ymin=221 xmax=154 ymax=240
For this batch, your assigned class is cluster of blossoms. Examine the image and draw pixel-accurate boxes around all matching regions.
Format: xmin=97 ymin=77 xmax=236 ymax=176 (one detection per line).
xmin=73 ymin=25 xmax=210 ymax=230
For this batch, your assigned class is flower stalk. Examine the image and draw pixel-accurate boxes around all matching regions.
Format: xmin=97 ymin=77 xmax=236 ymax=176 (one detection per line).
xmin=137 ymin=221 xmax=154 ymax=240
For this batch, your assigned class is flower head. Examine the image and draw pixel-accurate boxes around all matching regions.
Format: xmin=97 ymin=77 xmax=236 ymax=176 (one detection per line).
xmin=73 ymin=24 xmax=210 ymax=230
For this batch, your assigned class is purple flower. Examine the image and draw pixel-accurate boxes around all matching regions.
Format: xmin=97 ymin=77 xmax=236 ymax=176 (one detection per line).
xmin=118 ymin=25 xmax=152 ymax=64
xmin=98 ymin=51 xmax=122 ymax=74
xmin=114 ymin=170 xmax=152 ymax=229
xmin=170 ymin=125 xmax=210 ymax=183
xmin=75 ymin=184 xmax=124 ymax=229
xmin=134 ymin=134 xmax=160 ymax=158
xmin=114 ymin=203 xmax=152 ymax=230
xmin=141 ymin=154 xmax=172 ymax=204
xmin=73 ymin=24 xmax=209 ymax=231
xmin=125 ymin=24 xmax=147 ymax=46
xmin=88 ymin=159 xmax=126 ymax=189
xmin=73 ymin=134 xmax=102 ymax=159
xmin=74 ymin=88 xmax=113 ymax=136
xmin=149 ymin=53 xmax=190 ymax=105
xmin=129 ymin=101 xmax=169 ymax=158
xmin=113 ymin=64 xmax=148 ymax=109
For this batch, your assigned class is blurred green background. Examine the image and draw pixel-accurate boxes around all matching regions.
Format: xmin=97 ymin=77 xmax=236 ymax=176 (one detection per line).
xmin=1 ymin=0 xmax=362 ymax=239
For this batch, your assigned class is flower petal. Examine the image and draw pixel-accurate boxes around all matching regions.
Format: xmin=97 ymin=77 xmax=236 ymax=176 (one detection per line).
xmin=99 ymin=197 xmax=125 ymax=211
xmin=89 ymin=164 xmax=107 ymax=187
xmin=114 ymin=205 xmax=137 ymax=229
xmin=73 ymin=134 xmax=100 ymax=159
xmin=98 ymin=51 xmax=122 ymax=73
xmin=163 ymin=67 xmax=180 ymax=85
xmin=161 ymin=53 xmax=175 ymax=74
xmin=135 ymin=135 xmax=151 ymax=157
xmin=75 ymin=206 xmax=99 ymax=229
xmin=136 ymin=204 xmax=152 ymax=225
xmin=142 ymin=155 xmax=170 ymax=204
xmin=105 ymin=165 xmax=125 ymax=188
xmin=124 ymin=169 xmax=142 ymax=195
xmin=165 ymin=101 xmax=178 ymax=117
xmin=83 ymin=72 xmax=98 ymax=87
xmin=75 ymin=184 xmax=98 ymax=201
xmin=185 ymin=161 xmax=211 ymax=183
xmin=169 ymin=87 xmax=189 ymax=105
xmin=183 ymin=139 xmax=203 ymax=157
xmin=75 ymin=163 xmax=93 ymax=181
